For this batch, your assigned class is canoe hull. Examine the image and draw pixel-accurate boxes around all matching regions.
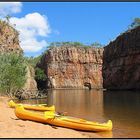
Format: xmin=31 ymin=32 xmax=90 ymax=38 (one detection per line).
xmin=8 ymin=100 xmax=55 ymax=111
xmin=15 ymin=106 xmax=113 ymax=132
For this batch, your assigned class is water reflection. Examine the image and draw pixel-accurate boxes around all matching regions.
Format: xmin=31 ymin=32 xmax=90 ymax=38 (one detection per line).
xmin=18 ymin=89 xmax=140 ymax=138
xmin=46 ymin=89 xmax=104 ymax=122
xmin=19 ymin=89 xmax=112 ymax=138
xmin=103 ymin=90 xmax=140 ymax=138
xmin=19 ymin=89 xmax=105 ymax=122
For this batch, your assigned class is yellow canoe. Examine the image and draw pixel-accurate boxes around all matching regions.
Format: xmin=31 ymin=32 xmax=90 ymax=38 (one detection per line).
xmin=15 ymin=105 xmax=113 ymax=132
xmin=8 ymin=100 xmax=55 ymax=111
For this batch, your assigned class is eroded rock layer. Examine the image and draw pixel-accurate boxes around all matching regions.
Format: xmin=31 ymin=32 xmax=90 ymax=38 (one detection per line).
xmin=38 ymin=46 xmax=103 ymax=89
xmin=103 ymin=26 xmax=140 ymax=90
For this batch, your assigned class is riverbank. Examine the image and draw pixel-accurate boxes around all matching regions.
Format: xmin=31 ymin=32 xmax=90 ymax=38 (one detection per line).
xmin=0 ymin=96 xmax=103 ymax=138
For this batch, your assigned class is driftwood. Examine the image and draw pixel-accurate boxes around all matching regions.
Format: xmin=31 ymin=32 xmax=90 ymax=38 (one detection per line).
xmin=15 ymin=89 xmax=48 ymax=100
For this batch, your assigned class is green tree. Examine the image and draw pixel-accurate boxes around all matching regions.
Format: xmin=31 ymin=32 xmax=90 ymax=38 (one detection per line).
xmin=35 ymin=67 xmax=47 ymax=81
xmin=0 ymin=53 xmax=27 ymax=97
xmin=73 ymin=42 xmax=84 ymax=47
xmin=91 ymin=42 xmax=103 ymax=47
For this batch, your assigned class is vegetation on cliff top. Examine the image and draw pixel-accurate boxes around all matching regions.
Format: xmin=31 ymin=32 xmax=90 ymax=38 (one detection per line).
xmin=129 ymin=18 xmax=140 ymax=29
xmin=47 ymin=41 xmax=103 ymax=49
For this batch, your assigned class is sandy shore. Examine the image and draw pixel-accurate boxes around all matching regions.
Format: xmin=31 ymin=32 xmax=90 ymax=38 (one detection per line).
xmin=0 ymin=96 xmax=104 ymax=138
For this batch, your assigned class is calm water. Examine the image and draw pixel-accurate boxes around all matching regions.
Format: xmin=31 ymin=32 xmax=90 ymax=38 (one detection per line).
xmin=19 ymin=89 xmax=140 ymax=138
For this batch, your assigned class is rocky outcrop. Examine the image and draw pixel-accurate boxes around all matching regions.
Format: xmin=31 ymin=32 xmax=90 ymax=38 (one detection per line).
xmin=103 ymin=26 xmax=140 ymax=90
xmin=38 ymin=46 xmax=103 ymax=89
xmin=14 ymin=66 xmax=44 ymax=100
xmin=0 ymin=20 xmax=22 ymax=54
xmin=23 ymin=65 xmax=37 ymax=90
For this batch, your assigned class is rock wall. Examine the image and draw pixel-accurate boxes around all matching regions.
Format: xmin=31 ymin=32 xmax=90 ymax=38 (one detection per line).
xmin=38 ymin=46 xmax=103 ymax=89
xmin=103 ymin=26 xmax=140 ymax=90
xmin=0 ymin=20 xmax=22 ymax=54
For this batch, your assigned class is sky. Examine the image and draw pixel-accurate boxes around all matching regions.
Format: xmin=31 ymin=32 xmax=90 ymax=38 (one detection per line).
xmin=0 ymin=2 xmax=140 ymax=57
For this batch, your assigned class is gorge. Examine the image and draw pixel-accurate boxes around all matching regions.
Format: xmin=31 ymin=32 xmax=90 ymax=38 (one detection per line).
xmin=0 ymin=19 xmax=140 ymax=91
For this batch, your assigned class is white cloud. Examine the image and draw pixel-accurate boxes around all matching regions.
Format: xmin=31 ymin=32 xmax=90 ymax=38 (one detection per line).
xmin=21 ymin=39 xmax=47 ymax=52
xmin=10 ymin=12 xmax=51 ymax=53
xmin=0 ymin=2 xmax=22 ymax=16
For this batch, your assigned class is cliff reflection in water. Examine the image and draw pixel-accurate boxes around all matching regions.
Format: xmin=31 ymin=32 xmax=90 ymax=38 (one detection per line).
xmin=46 ymin=89 xmax=105 ymax=122
xmin=46 ymin=90 xmax=112 ymax=138
xmin=103 ymin=90 xmax=140 ymax=138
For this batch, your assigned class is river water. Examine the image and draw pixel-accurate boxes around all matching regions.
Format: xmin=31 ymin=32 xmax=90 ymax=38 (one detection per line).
xmin=19 ymin=89 xmax=140 ymax=138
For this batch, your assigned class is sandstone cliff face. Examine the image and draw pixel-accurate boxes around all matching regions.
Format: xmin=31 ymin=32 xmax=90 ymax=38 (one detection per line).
xmin=0 ymin=20 xmax=22 ymax=54
xmin=38 ymin=46 xmax=103 ymax=89
xmin=103 ymin=26 xmax=140 ymax=90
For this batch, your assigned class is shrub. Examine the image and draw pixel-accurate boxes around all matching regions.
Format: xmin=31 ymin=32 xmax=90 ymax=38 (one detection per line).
xmin=35 ymin=67 xmax=47 ymax=81
xmin=0 ymin=53 xmax=27 ymax=97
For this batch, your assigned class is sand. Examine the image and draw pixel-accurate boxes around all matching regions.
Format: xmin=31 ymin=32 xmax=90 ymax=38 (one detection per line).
xmin=0 ymin=96 xmax=104 ymax=138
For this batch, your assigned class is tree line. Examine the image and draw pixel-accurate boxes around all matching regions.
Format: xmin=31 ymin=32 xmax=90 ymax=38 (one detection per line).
xmin=48 ymin=41 xmax=103 ymax=49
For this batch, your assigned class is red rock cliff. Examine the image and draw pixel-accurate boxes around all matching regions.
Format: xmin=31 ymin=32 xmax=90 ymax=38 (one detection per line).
xmin=0 ymin=20 xmax=22 ymax=54
xmin=38 ymin=46 xmax=103 ymax=89
xmin=103 ymin=26 xmax=140 ymax=90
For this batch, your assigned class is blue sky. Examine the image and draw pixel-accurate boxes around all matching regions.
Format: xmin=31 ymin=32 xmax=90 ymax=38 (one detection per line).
xmin=1 ymin=2 xmax=140 ymax=57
